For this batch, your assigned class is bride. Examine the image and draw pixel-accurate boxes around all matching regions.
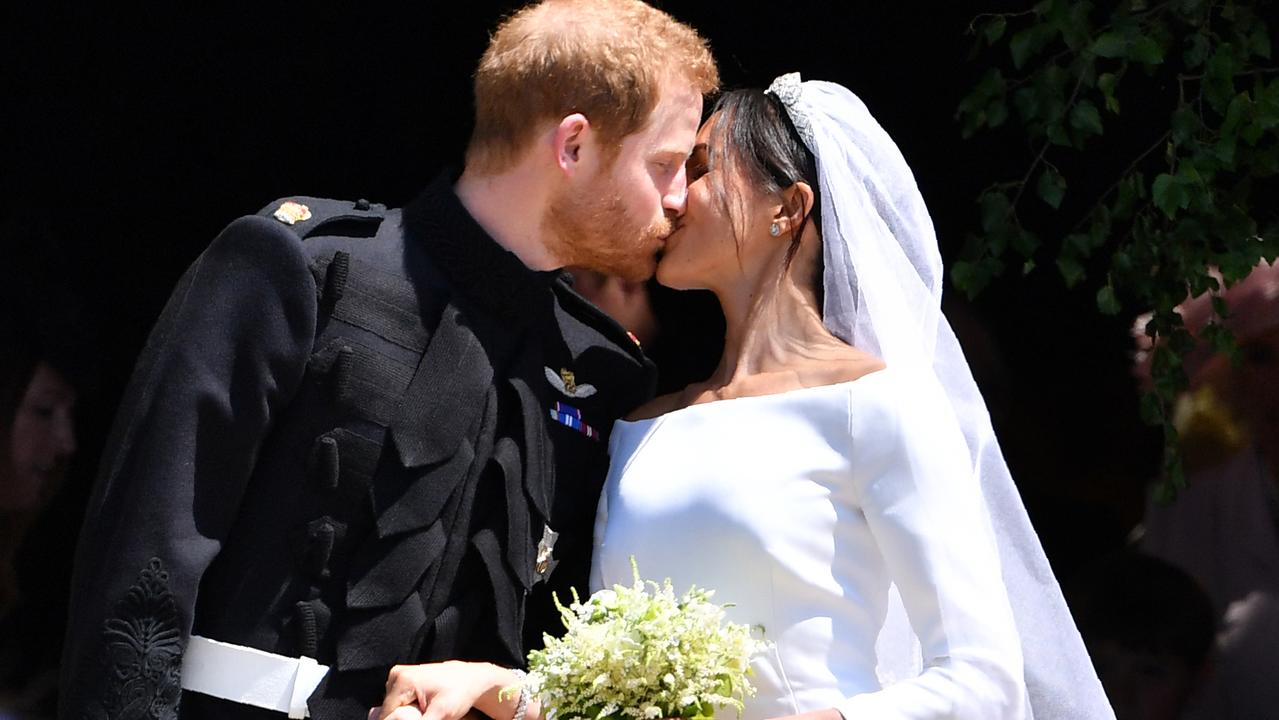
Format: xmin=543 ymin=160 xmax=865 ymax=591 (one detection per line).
xmin=377 ymin=75 xmax=1114 ymax=720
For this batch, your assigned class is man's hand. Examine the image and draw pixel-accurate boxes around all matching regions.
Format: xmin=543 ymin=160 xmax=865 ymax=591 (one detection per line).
xmin=376 ymin=661 xmax=514 ymax=720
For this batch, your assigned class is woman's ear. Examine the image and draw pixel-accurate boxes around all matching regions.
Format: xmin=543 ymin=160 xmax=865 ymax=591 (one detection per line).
xmin=552 ymin=113 xmax=591 ymax=174
xmin=771 ymin=181 xmax=816 ymax=237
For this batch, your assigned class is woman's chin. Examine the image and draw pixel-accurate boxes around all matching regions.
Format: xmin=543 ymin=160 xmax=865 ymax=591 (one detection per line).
xmin=654 ymin=261 xmax=700 ymax=291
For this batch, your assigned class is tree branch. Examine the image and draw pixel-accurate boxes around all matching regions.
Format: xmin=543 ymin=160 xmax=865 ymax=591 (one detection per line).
xmin=1010 ymin=67 xmax=1090 ymax=213
xmin=1069 ymin=129 xmax=1173 ymax=234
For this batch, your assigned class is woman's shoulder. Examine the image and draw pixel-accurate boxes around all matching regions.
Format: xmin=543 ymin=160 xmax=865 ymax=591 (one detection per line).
xmin=623 ymin=387 xmax=700 ymax=422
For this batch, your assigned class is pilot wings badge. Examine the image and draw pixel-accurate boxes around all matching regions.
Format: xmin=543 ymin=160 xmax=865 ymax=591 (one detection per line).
xmin=545 ymin=367 xmax=597 ymax=398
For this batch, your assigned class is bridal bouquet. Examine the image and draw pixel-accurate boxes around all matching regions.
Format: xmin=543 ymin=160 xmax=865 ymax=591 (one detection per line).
xmin=522 ymin=562 xmax=767 ymax=720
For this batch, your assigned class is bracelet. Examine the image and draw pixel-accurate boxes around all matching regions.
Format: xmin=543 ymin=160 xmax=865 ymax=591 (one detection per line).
xmin=510 ymin=669 xmax=530 ymax=720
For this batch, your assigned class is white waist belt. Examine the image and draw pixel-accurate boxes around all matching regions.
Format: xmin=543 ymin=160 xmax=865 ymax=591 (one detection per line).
xmin=180 ymin=635 xmax=330 ymax=719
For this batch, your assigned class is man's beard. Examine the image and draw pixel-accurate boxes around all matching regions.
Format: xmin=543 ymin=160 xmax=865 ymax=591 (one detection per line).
xmin=543 ymin=177 xmax=671 ymax=282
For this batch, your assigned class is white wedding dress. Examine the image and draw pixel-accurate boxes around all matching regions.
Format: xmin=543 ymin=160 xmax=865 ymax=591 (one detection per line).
xmin=591 ymin=368 xmax=1027 ymax=720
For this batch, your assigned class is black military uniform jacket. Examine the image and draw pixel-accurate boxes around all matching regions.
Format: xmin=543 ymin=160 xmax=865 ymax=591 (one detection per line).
xmin=60 ymin=173 xmax=656 ymax=720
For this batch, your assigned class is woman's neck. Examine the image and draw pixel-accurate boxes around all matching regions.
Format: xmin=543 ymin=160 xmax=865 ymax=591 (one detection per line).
xmin=707 ymin=264 xmax=835 ymax=389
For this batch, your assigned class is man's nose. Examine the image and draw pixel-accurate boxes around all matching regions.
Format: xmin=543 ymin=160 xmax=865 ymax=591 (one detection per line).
xmin=662 ymin=166 xmax=688 ymax=216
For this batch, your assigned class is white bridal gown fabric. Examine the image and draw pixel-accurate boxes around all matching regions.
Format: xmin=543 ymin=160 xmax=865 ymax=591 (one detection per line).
xmin=591 ymin=368 xmax=1027 ymax=720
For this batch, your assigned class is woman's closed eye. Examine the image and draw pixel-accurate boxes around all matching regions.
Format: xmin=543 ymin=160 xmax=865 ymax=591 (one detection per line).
xmin=685 ymin=144 xmax=710 ymax=182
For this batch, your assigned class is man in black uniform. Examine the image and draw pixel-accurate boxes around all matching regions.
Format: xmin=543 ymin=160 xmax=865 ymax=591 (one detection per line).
xmin=59 ymin=2 xmax=719 ymax=718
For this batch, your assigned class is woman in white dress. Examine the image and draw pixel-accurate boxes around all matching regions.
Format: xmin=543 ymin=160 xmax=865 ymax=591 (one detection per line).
xmin=377 ymin=75 xmax=1114 ymax=720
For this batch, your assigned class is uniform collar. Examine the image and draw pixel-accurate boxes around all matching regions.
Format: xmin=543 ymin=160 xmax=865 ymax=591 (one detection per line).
xmin=402 ymin=171 xmax=560 ymax=325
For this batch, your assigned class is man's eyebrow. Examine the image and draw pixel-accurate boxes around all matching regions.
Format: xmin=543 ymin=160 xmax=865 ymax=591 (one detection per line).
xmin=654 ymin=146 xmax=692 ymax=159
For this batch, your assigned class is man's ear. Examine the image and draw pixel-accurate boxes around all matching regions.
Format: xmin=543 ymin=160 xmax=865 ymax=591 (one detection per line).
xmin=552 ymin=113 xmax=591 ymax=174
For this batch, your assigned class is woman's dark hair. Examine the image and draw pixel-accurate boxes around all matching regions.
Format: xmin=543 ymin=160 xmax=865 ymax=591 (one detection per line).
xmin=705 ymin=88 xmax=824 ymax=300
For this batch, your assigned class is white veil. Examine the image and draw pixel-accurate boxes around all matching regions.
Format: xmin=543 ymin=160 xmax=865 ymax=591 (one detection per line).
xmin=765 ymin=73 xmax=1115 ymax=719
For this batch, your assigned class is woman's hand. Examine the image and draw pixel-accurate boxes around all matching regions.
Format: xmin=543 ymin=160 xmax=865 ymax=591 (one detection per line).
xmin=376 ymin=661 xmax=516 ymax=720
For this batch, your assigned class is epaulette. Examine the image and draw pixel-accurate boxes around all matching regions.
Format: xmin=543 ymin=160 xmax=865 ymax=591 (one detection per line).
xmin=257 ymin=196 xmax=388 ymax=240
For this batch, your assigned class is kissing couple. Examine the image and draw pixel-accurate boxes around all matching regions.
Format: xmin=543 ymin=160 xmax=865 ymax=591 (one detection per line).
xmin=63 ymin=2 xmax=1113 ymax=719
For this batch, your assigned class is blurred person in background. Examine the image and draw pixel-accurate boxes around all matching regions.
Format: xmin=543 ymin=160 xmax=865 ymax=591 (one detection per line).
xmin=1133 ymin=259 xmax=1279 ymax=719
xmin=1 ymin=319 xmax=80 ymax=719
xmin=1067 ymin=552 xmax=1216 ymax=720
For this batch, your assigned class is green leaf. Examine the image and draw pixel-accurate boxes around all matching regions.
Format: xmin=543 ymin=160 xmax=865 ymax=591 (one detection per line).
xmin=1204 ymin=44 xmax=1238 ymax=112
xmin=1098 ymin=72 xmax=1120 ymax=113
xmin=980 ymin=191 xmax=1012 ymax=233
xmin=1012 ymin=226 xmax=1041 ymax=258
xmin=1223 ymin=92 xmax=1251 ymax=134
xmin=1214 ymin=135 xmax=1237 ymax=164
xmin=1210 ymin=294 xmax=1231 ymax=320
xmin=987 ymin=100 xmax=1009 ymax=128
xmin=1066 ymin=232 xmax=1095 ymax=258
xmin=1091 ymin=32 xmax=1128 ymax=58
xmin=1171 ymin=106 xmax=1199 ymax=144
xmin=1060 ymin=2 xmax=1093 ymax=50
xmin=1114 ymin=172 xmax=1144 ymax=219
xmin=1152 ymin=173 xmax=1189 ymax=218
xmin=952 ymin=256 xmax=1005 ymax=298
xmin=1037 ymin=166 xmax=1067 ymax=208
xmin=1010 ymin=26 xmax=1052 ymax=69
xmin=1184 ymin=32 xmax=1211 ymax=68
xmin=1023 ymin=259 xmax=1037 ymax=274
xmin=1046 ymin=122 xmax=1073 ymax=147
xmin=1070 ymin=100 xmax=1104 ymax=136
xmin=1250 ymin=24 xmax=1273 ymax=60
xmin=1130 ymin=35 xmax=1165 ymax=64
xmin=1173 ymin=0 xmax=1206 ymax=19
xmin=1013 ymin=87 xmax=1039 ymax=122
xmin=1114 ymin=249 xmax=1134 ymax=273
xmin=1097 ymin=284 xmax=1122 ymax=314
xmin=1057 ymin=255 xmax=1086 ymax=287
xmin=984 ymin=16 xmax=1007 ymax=45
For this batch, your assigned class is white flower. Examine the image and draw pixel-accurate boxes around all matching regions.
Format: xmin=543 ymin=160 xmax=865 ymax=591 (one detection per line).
xmin=524 ymin=559 xmax=769 ymax=720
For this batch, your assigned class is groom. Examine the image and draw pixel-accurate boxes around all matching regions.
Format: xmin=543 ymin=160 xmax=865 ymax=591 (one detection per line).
xmin=59 ymin=1 xmax=718 ymax=718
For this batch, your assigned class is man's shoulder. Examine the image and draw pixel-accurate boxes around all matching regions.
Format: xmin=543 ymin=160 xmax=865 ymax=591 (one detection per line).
xmin=254 ymin=196 xmax=391 ymax=240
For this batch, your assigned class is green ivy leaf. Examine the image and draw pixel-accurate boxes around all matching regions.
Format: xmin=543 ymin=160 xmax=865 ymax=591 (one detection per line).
xmin=1066 ymin=232 xmax=1095 ymax=258
xmin=1047 ymin=122 xmax=1073 ymax=146
xmin=1223 ymin=92 xmax=1251 ymax=134
xmin=985 ymin=16 xmax=1008 ymax=45
xmin=1037 ymin=166 xmax=1067 ymax=208
xmin=1091 ymin=31 xmax=1128 ymax=58
xmin=1210 ymin=294 xmax=1231 ymax=320
xmin=1249 ymin=23 xmax=1272 ymax=60
xmin=1153 ymin=173 xmax=1189 ymax=218
xmin=1171 ymin=106 xmax=1199 ymax=144
xmin=1098 ymin=72 xmax=1121 ymax=113
xmin=987 ymin=100 xmax=1009 ymax=128
xmin=1070 ymin=100 xmax=1104 ymax=136
xmin=1130 ymin=35 xmax=1165 ymax=65
xmin=1172 ymin=0 xmax=1206 ymax=19
xmin=1011 ymin=26 xmax=1053 ymax=69
xmin=1057 ymin=255 xmax=1087 ymax=287
xmin=1097 ymin=284 xmax=1122 ymax=314
xmin=1204 ymin=44 xmax=1238 ymax=112
xmin=1012 ymin=226 xmax=1042 ymax=258
xmin=1184 ymin=32 xmax=1211 ymax=68
xmin=979 ymin=191 xmax=1012 ymax=232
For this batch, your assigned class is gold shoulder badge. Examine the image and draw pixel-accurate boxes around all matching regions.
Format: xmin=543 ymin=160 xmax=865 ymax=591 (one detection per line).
xmin=272 ymin=201 xmax=312 ymax=226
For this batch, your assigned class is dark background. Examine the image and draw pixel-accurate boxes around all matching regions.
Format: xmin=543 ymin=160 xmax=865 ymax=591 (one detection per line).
xmin=3 ymin=0 xmax=1164 ymax=659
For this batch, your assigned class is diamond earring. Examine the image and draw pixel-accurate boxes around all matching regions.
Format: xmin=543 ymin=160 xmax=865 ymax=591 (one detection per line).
xmin=769 ymin=222 xmax=782 ymax=237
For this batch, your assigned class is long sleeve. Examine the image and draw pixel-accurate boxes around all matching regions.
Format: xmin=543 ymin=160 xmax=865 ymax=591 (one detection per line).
xmin=837 ymin=376 xmax=1026 ymax=720
xmin=60 ymin=215 xmax=318 ymax=720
